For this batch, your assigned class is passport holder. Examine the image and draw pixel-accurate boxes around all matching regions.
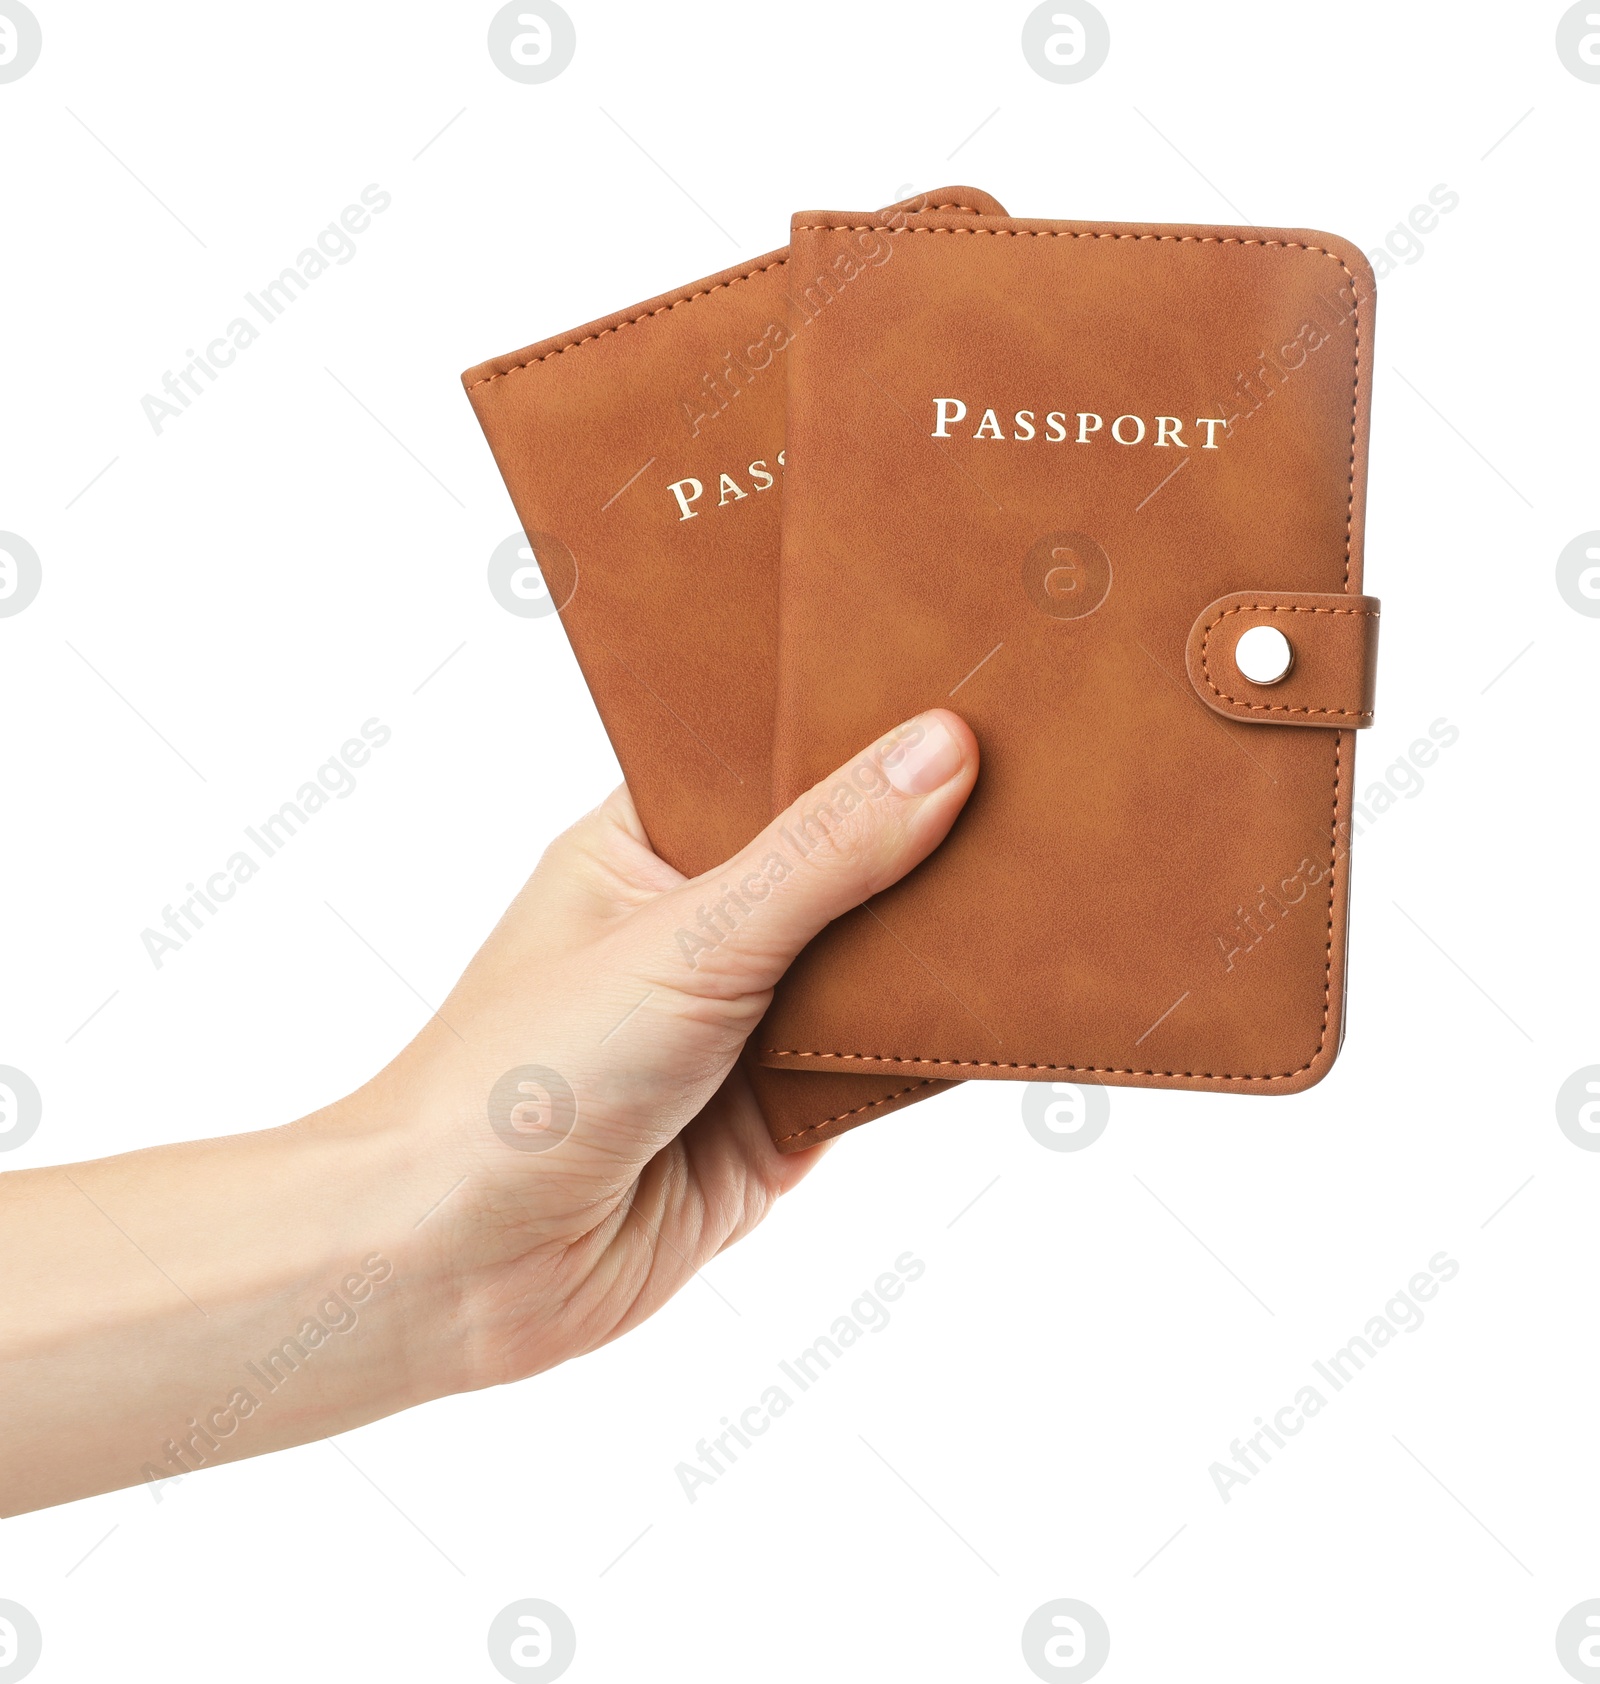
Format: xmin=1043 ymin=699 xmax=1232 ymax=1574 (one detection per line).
xmin=461 ymin=189 xmax=1005 ymax=1150
xmin=759 ymin=206 xmax=1380 ymax=1117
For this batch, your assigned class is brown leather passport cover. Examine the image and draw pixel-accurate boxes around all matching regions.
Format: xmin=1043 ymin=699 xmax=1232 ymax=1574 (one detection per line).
xmin=460 ymin=189 xmax=1005 ymax=1151
xmin=760 ymin=207 xmax=1379 ymax=1101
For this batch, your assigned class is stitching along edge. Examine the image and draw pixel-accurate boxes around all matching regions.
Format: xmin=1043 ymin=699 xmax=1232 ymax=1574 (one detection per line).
xmin=465 ymin=258 xmax=791 ymax=389
xmin=463 ymin=204 xmax=990 ymax=390
xmin=777 ymin=1078 xmax=942 ymax=1147
xmin=762 ymin=223 xmax=1365 ymax=1084
xmin=1199 ymin=603 xmax=1378 ymax=717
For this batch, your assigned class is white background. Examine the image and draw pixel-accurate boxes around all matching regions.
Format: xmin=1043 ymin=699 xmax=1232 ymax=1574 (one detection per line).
xmin=1 ymin=2 xmax=1595 ymax=1679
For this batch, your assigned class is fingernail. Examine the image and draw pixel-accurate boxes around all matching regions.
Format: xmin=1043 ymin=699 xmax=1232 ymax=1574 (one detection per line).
xmin=885 ymin=715 xmax=963 ymax=796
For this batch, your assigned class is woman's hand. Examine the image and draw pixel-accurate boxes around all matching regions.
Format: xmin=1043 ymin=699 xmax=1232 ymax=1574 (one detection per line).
xmin=373 ymin=707 xmax=977 ymax=1390
xmin=0 ymin=710 xmax=977 ymax=1512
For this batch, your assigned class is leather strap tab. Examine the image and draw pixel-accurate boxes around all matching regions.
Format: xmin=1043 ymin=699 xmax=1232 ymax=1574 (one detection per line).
xmin=1185 ymin=592 xmax=1380 ymax=728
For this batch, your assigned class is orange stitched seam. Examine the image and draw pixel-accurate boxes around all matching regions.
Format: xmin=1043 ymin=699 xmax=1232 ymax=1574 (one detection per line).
xmin=794 ymin=227 xmax=1344 ymax=259
xmin=464 ymin=259 xmax=791 ymax=388
xmin=767 ymin=1057 xmax=1314 ymax=1081
xmin=774 ymin=1078 xmax=940 ymax=1147
xmin=463 ymin=201 xmax=994 ymax=390
xmin=1200 ymin=603 xmax=1377 ymax=717
xmin=766 ymin=226 xmax=1365 ymax=1084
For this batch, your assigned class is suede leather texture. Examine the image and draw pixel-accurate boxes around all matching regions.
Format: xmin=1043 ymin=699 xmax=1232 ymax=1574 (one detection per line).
xmin=758 ymin=208 xmax=1378 ymax=1106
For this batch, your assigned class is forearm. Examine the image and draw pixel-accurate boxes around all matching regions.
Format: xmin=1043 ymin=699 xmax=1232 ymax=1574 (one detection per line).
xmin=0 ymin=1109 xmax=456 ymax=1514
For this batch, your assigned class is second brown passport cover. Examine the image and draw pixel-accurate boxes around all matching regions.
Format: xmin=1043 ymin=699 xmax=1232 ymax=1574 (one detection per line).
xmin=760 ymin=205 xmax=1379 ymax=1100
xmin=462 ymin=189 xmax=1005 ymax=1151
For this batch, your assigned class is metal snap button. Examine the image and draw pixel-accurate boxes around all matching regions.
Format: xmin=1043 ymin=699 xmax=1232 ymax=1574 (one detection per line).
xmin=1235 ymin=623 xmax=1293 ymax=685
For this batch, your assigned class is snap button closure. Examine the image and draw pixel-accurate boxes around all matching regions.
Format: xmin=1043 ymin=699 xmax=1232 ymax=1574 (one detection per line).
xmin=1185 ymin=591 xmax=1379 ymax=729
xmin=1234 ymin=623 xmax=1294 ymax=685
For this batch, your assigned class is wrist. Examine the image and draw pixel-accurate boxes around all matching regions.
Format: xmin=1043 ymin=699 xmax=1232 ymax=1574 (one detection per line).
xmin=288 ymin=1093 xmax=482 ymax=1412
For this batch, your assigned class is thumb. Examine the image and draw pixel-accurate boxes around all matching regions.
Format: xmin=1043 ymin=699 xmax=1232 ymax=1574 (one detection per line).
xmin=655 ymin=709 xmax=978 ymax=994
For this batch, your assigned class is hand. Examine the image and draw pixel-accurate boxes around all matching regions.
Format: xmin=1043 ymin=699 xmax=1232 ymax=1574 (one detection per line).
xmin=370 ymin=707 xmax=979 ymax=1393
xmin=0 ymin=709 xmax=977 ymax=1511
